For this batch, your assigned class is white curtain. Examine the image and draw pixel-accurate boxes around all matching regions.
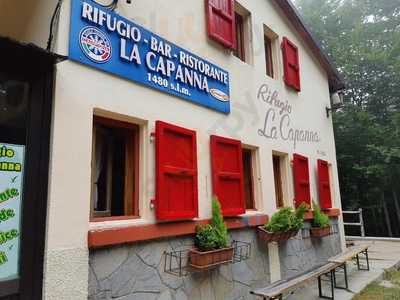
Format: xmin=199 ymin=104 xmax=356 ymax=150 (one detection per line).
xmin=94 ymin=131 xmax=104 ymax=210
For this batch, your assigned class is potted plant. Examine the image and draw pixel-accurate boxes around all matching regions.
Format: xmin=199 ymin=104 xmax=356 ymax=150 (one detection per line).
xmin=258 ymin=203 xmax=308 ymax=243
xmin=310 ymin=202 xmax=331 ymax=238
xmin=189 ymin=198 xmax=234 ymax=269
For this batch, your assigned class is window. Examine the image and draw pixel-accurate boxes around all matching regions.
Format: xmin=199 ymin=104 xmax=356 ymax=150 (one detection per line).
xmin=282 ymin=37 xmax=301 ymax=91
xmin=242 ymin=148 xmax=255 ymax=210
xmin=91 ymin=116 xmax=139 ymax=219
xmin=233 ymin=3 xmax=252 ymax=63
xmin=155 ymin=121 xmax=198 ymax=221
xmin=293 ymin=153 xmax=311 ymax=208
xmin=317 ymin=159 xmax=332 ymax=209
xmin=205 ymin=0 xmax=236 ymax=49
xmin=210 ymin=135 xmax=245 ymax=216
xmin=273 ymin=155 xmax=284 ymax=208
xmin=264 ymin=36 xmax=274 ymax=77
xmin=233 ymin=13 xmax=245 ymax=61
xmin=264 ymin=25 xmax=278 ymax=78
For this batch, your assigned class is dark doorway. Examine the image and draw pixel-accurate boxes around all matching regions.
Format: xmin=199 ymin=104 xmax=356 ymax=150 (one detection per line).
xmin=0 ymin=37 xmax=59 ymax=300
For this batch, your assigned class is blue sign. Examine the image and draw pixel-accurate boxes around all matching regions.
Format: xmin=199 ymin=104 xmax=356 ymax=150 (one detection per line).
xmin=69 ymin=0 xmax=230 ymax=113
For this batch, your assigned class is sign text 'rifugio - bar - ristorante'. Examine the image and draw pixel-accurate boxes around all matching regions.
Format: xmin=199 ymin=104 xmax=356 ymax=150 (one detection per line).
xmin=69 ymin=0 xmax=231 ymax=113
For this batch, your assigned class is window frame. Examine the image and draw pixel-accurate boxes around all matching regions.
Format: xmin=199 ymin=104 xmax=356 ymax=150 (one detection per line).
xmin=273 ymin=155 xmax=284 ymax=208
xmin=263 ymin=25 xmax=279 ymax=79
xmin=233 ymin=12 xmax=246 ymax=62
xmin=90 ymin=115 xmax=140 ymax=222
xmin=232 ymin=2 xmax=253 ymax=64
xmin=242 ymin=148 xmax=255 ymax=210
xmin=272 ymin=151 xmax=292 ymax=209
xmin=264 ymin=35 xmax=274 ymax=78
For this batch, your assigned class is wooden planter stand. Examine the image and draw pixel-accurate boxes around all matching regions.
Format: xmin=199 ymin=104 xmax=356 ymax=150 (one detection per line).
xmin=310 ymin=226 xmax=331 ymax=238
xmin=189 ymin=247 xmax=234 ymax=269
xmin=257 ymin=226 xmax=298 ymax=243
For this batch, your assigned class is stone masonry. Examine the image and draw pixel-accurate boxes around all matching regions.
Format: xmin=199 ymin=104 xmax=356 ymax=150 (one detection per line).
xmin=89 ymin=220 xmax=341 ymax=300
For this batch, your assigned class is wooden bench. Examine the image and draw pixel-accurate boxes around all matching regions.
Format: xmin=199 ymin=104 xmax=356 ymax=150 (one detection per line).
xmin=328 ymin=245 xmax=370 ymax=270
xmin=328 ymin=245 xmax=370 ymax=290
xmin=251 ymin=245 xmax=371 ymax=300
xmin=251 ymin=262 xmax=339 ymax=300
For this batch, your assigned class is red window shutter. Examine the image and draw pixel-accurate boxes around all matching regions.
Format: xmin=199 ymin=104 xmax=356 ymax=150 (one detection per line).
xmin=210 ymin=135 xmax=245 ymax=216
xmin=155 ymin=121 xmax=198 ymax=220
xmin=293 ymin=153 xmax=311 ymax=207
xmin=317 ymin=159 xmax=332 ymax=209
xmin=206 ymin=0 xmax=236 ymax=49
xmin=282 ymin=37 xmax=301 ymax=91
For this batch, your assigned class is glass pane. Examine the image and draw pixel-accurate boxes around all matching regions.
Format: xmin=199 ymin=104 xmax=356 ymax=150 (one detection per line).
xmin=0 ymin=74 xmax=29 ymax=282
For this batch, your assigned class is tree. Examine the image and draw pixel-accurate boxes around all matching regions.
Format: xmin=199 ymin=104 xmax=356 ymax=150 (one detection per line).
xmin=295 ymin=0 xmax=400 ymax=236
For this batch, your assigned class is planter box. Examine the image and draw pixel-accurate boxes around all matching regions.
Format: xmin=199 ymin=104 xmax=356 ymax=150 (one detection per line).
xmin=189 ymin=247 xmax=234 ymax=269
xmin=257 ymin=226 xmax=298 ymax=243
xmin=310 ymin=226 xmax=331 ymax=238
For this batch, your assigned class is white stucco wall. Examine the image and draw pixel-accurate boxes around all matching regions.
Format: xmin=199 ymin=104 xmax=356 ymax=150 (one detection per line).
xmin=0 ymin=0 xmax=58 ymax=49
xmin=1 ymin=0 xmax=345 ymax=298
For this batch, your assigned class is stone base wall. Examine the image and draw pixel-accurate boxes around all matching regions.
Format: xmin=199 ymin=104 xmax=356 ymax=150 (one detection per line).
xmin=89 ymin=229 xmax=270 ymax=300
xmin=89 ymin=222 xmax=341 ymax=300
xmin=280 ymin=219 xmax=342 ymax=279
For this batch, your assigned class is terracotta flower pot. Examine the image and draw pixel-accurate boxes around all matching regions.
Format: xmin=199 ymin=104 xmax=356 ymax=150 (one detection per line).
xmin=189 ymin=247 xmax=234 ymax=269
xmin=310 ymin=226 xmax=331 ymax=238
xmin=257 ymin=226 xmax=298 ymax=243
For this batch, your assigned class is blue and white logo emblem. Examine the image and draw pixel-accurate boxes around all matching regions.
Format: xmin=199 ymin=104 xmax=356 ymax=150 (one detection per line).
xmin=79 ymin=26 xmax=112 ymax=63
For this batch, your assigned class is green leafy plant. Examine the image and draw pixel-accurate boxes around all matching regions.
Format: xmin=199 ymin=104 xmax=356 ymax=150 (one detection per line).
xmin=211 ymin=197 xmax=229 ymax=249
xmin=194 ymin=224 xmax=217 ymax=252
xmin=265 ymin=207 xmax=292 ymax=233
xmin=291 ymin=203 xmax=309 ymax=230
xmin=194 ymin=197 xmax=230 ymax=251
xmin=312 ymin=202 xmax=330 ymax=228
xmin=264 ymin=203 xmax=308 ymax=233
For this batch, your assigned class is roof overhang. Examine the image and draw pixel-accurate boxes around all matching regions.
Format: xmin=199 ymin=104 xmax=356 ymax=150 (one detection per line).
xmin=0 ymin=36 xmax=67 ymax=77
xmin=272 ymin=0 xmax=345 ymax=93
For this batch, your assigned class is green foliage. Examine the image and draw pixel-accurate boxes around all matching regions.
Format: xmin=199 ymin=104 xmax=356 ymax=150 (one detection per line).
xmin=295 ymin=0 xmax=400 ymax=229
xmin=292 ymin=203 xmax=309 ymax=230
xmin=264 ymin=203 xmax=308 ymax=233
xmin=194 ymin=197 xmax=229 ymax=251
xmin=353 ymin=269 xmax=400 ymax=299
xmin=194 ymin=224 xmax=217 ymax=252
xmin=312 ymin=202 xmax=330 ymax=228
xmin=211 ymin=197 xmax=229 ymax=249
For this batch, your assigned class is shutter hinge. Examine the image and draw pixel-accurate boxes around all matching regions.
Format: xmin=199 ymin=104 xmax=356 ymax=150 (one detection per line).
xmin=150 ymin=132 xmax=156 ymax=143
xmin=150 ymin=198 xmax=155 ymax=209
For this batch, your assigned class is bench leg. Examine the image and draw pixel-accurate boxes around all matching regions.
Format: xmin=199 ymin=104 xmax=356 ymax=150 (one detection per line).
xmin=334 ymin=263 xmax=348 ymax=290
xmin=356 ymin=250 xmax=370 ymax=271
xmin=318 ymin=270 xmax=335 ymax=300
xmin=366 ymin=249 xmax=370 ymax=271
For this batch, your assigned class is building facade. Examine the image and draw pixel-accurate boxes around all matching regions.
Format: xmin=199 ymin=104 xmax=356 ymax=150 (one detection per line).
xmin=0 ymin=0 xmax=345 ymax=299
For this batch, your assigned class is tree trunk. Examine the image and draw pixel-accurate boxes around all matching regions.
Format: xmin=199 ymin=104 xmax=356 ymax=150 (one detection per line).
xmin=392 ymin=189 xmax=400 ymax=236
xmin=382 ymin=193 xmax=393 ymax=237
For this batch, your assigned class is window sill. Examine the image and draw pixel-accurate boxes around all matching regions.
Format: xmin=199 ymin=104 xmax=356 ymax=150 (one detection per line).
xmin=304 ymin=208 xmax=341 ymax=221
xmin=323 ymin=208 xmax=341 ymax=217
xmin=88 ymin=214 xmax=269 ymax=248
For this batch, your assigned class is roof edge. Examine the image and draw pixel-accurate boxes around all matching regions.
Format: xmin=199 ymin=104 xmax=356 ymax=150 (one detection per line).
xmin=272 ymin=0 xmax=345 ymax=93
